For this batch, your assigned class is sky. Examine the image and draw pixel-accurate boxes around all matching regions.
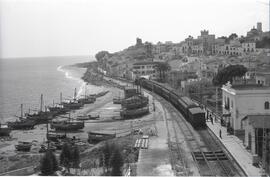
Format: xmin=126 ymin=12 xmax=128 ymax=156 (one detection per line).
xmin=0 ymin=0 xmax=269 ymax=58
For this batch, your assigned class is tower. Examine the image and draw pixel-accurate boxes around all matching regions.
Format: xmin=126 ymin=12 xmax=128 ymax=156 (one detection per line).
xmin=257 ymin=22 xmax=262 ymax=32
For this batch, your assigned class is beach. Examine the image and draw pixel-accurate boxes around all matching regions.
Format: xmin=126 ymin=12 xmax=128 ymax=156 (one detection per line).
xmin=0 ymin=66 xmax=159 ymax=175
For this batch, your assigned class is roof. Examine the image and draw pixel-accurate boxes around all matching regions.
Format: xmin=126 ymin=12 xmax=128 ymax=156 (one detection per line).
xmin=242 ymin=115 xmax=270 ymax=128
xmin=231 ymin=84 xmax=270 ymax=90
xmin=133 ymin=61 xmax=160 ymax=66
xmin=189 ymin=107 xmax=204 ymax=114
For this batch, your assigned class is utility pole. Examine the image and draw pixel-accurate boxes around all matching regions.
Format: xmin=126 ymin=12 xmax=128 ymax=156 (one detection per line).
xmin=215 ymin=87 xmax=218 ymax=122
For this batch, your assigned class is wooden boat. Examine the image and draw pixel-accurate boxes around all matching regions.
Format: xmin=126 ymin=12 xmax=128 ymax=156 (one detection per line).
xmin=113 ymin=98 xmax=122 ymax=104
xmin=48 ymin=104 xmax=69 ymax=116
xmin=120 ymin=107 xmax=149 ymax=119
xmin=121 ymin=95 xmax=149 ymax=109
xmin=47 ymin=131 xmax=67 ymax=142
xmin=8 ymin=118 xmax=35 ymax=130
xmin=50 ymin=119 xmax=84 ymax=131
xmin=61 ymin=100 xmax=83 ymax=110
xmin=88 ymin=131 xmax=116 ymax=144
xmin=78 ymin=86 xmax=96 ymax=104
xmin=77 ymin=114 xmax=99 ymax=121
xmin=0 ymin=124 xmax=11 ymax=136
xmin=78 ymin=96 xmax=95 ymax=104
xmin=15 ymin=141 xmax=32 ymax=151
xmin=26 ymin=94 xmax=53 ymax=124
xmin=8 ymin=104 xmax=36 ymax=130
xmin=96 ymin=91 xmax=109 ymax=98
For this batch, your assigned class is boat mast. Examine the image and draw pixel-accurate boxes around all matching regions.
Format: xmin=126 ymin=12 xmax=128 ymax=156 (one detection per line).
xmin=60 ymin=92 xmax=63 ymax=104
xmin=21 ymin=104 xmax=23 ymax=118
xmin=40 ymin=94 xmax=43 ymax=112
xmin=85 ymin=85 xmax=87 ymax=99
xmin=74 ymin=88 xmax=77 ymax=100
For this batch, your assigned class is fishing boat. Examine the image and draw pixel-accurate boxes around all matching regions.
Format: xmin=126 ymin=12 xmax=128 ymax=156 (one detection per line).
xmin=61 ymin=88 xmax=84 ymax=110
xmin=48 ymin=104 xmax=69 ymax=116
xmin=0 ymin=124 xmax=11 ymax=136
xmin=7 ymin=104 xmax=36 ymax=130
xmin=88 ymin=131 xmax=116 ymax=144
xmin=26 ymin=94 xmax=53 ymax=124
xmin=50 ymin=114 xmax=84 ymax=131
xmin=77 ymin=114 xmax=100 ymax=121
xmin=96 ymin=91 xmax=109 ymax=98
xmin=121 ymin=95 xmax=149 ymax=109
xmin=47 ymin=131 xmax=67 ymax=142
xmin=15 ymin=141 xmax=32 ymax=151
xmin=113 ymin=98 xmax=122 ymax=104
xmin=78 ymin=86 xmax=96 ymax=104
xmin=120 ymin=107 xmax=150 ymax=119
xmin=51 ymin=120 xmax=84 ymax=131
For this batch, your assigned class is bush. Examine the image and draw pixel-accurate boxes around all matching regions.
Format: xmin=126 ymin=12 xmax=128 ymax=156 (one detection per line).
xmin=40 ymin=150 xmax=58 ymax=176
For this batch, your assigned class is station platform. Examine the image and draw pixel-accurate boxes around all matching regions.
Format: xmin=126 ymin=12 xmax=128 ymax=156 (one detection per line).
xmin=207 ymin=120 xmax=262 ymax=176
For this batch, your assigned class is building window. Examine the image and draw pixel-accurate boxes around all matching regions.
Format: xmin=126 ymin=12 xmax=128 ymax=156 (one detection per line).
xmin=265 ymin=101 xmax=269 ymax=110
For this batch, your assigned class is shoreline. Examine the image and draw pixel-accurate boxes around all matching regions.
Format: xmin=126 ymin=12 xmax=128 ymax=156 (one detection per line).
xmin=0 ymin=63 xmax=158 ymax=176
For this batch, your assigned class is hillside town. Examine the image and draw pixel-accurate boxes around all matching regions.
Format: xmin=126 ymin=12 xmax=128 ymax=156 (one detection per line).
xmin=92 ymin=21 xmax=270 ymax=175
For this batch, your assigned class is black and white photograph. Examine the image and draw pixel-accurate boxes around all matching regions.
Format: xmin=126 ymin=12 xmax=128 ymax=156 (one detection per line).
xmin=0 ymin=0 xmax=270 ymax=176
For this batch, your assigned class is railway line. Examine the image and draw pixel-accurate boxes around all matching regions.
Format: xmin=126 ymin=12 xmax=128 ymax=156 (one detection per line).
xmin=152 ymin=91 xmax=245 ymax=176
xmin=103 ymin=76 xmax=245 ymax=176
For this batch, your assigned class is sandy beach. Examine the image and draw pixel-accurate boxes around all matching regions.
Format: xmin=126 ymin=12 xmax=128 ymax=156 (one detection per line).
xmin=0 ymin=78 xmax=158 ymax=175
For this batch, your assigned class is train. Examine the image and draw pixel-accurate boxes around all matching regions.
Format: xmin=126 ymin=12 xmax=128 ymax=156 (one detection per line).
xmin=135 ymin=78 xmax=206 ymax=129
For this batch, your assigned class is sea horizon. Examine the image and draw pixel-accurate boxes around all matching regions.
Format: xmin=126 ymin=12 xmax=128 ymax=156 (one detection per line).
xmin=0 ymin=55 xmax=104 ymax=123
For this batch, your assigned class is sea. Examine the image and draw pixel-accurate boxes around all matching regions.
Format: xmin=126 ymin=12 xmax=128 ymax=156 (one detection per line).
xmin=0 ymin=56 xmax=105 ymax=123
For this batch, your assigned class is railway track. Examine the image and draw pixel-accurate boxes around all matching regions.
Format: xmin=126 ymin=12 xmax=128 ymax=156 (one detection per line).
xmin=102 ymin=76 xmax=245 ymax=176
xmin=153 ymin=93 xmax=244 ymax=176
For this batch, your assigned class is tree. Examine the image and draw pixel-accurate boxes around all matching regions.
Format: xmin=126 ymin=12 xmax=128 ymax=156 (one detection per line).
xmin=72 ymin=145 xmax=80 ymax=169
xmin=60 ymin=143 xmax=72 ymax=172
xmin=228 ymin=33 xmax=238 ymax=41
xmin=212 ymin=65 xmax=247 ymax=86
xmin=154 ymin=62 xmax=171 ymax=82
xmin=40 ymin=150 xmax=58 ymax=176
xmin=110 ymin=147 xmax=124 ymax=176
xmin=95 ymin=51 xmax=110 ymax=62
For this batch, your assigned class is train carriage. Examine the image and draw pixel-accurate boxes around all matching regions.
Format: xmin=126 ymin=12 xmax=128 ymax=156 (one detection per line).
xmin=188 ymin=107 xmax=206 ymax=129
xmin=135 ymin=78 xmax=206 ymax=129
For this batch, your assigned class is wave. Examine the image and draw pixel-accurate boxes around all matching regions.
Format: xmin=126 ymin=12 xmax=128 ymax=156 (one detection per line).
xmin=57 ymin=65 xmax=86 ymax=98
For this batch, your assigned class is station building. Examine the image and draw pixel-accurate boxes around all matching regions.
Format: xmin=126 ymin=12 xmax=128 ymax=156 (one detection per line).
xmin=222 ymin=82 xmax=270 ymax=137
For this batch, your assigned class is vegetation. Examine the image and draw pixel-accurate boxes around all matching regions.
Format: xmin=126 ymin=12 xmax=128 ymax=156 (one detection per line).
xmin=212 ymin=64 xmax=247 ymax=86
xmin=95 ymin=51 xmax=111 ymax=62
xmin=110 ymin=147 xmax=124 ymax=176
xmin=40 ymin=150 xmax=58 ymax=176
xmin=99 ymin=142 xmax=124 ymax=175
xmin=256 ymin=37 xmax=270 ymax=48
xmin=60 ymin=143 xmax=81 ymax=172
xmin=154 ymin=62 xmax=171 ymax=82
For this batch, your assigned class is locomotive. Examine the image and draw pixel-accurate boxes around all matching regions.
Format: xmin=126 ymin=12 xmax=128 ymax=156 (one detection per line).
xmin=135 ymin=78 xmax=206 ymax=129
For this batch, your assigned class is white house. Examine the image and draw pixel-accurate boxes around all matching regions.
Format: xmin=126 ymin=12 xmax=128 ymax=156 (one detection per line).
xmin=222 ymin=82 xmax=270 ymax=137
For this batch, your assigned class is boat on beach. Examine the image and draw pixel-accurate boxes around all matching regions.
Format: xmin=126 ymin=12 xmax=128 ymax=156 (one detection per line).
xmin=15 ymin=141 xmax=32 ymax=152
xmin=7 ymin=104 xmax=36 ymax=130
xmin=0 ymin=124 xmax=11 ymax=136
xmin=88 ymin=131 xmax=116 ymax=144
xmin=25 ymin=94 xmax=54 ymax=124
xmin=51 ymin=120 xmax=85 ymax=131
xmin=120 ymin=106 xmax=150 ymax=119
xmin=96 ymin=91 xmax=109 ymax=98
xmin=47 ymin=131 xmax=67 ymax=142
xmin=78 ymin=86 xmax=96 ymax=104
xmin=77 ymin=114 xmax=100 ymax=121
xmin=121 ymin=95 xmax=149 ymax=109
xmin=50 ymin=113 xmax=85 ymax=131
xmin=48 ymin=103 xmax=69 ymax=116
